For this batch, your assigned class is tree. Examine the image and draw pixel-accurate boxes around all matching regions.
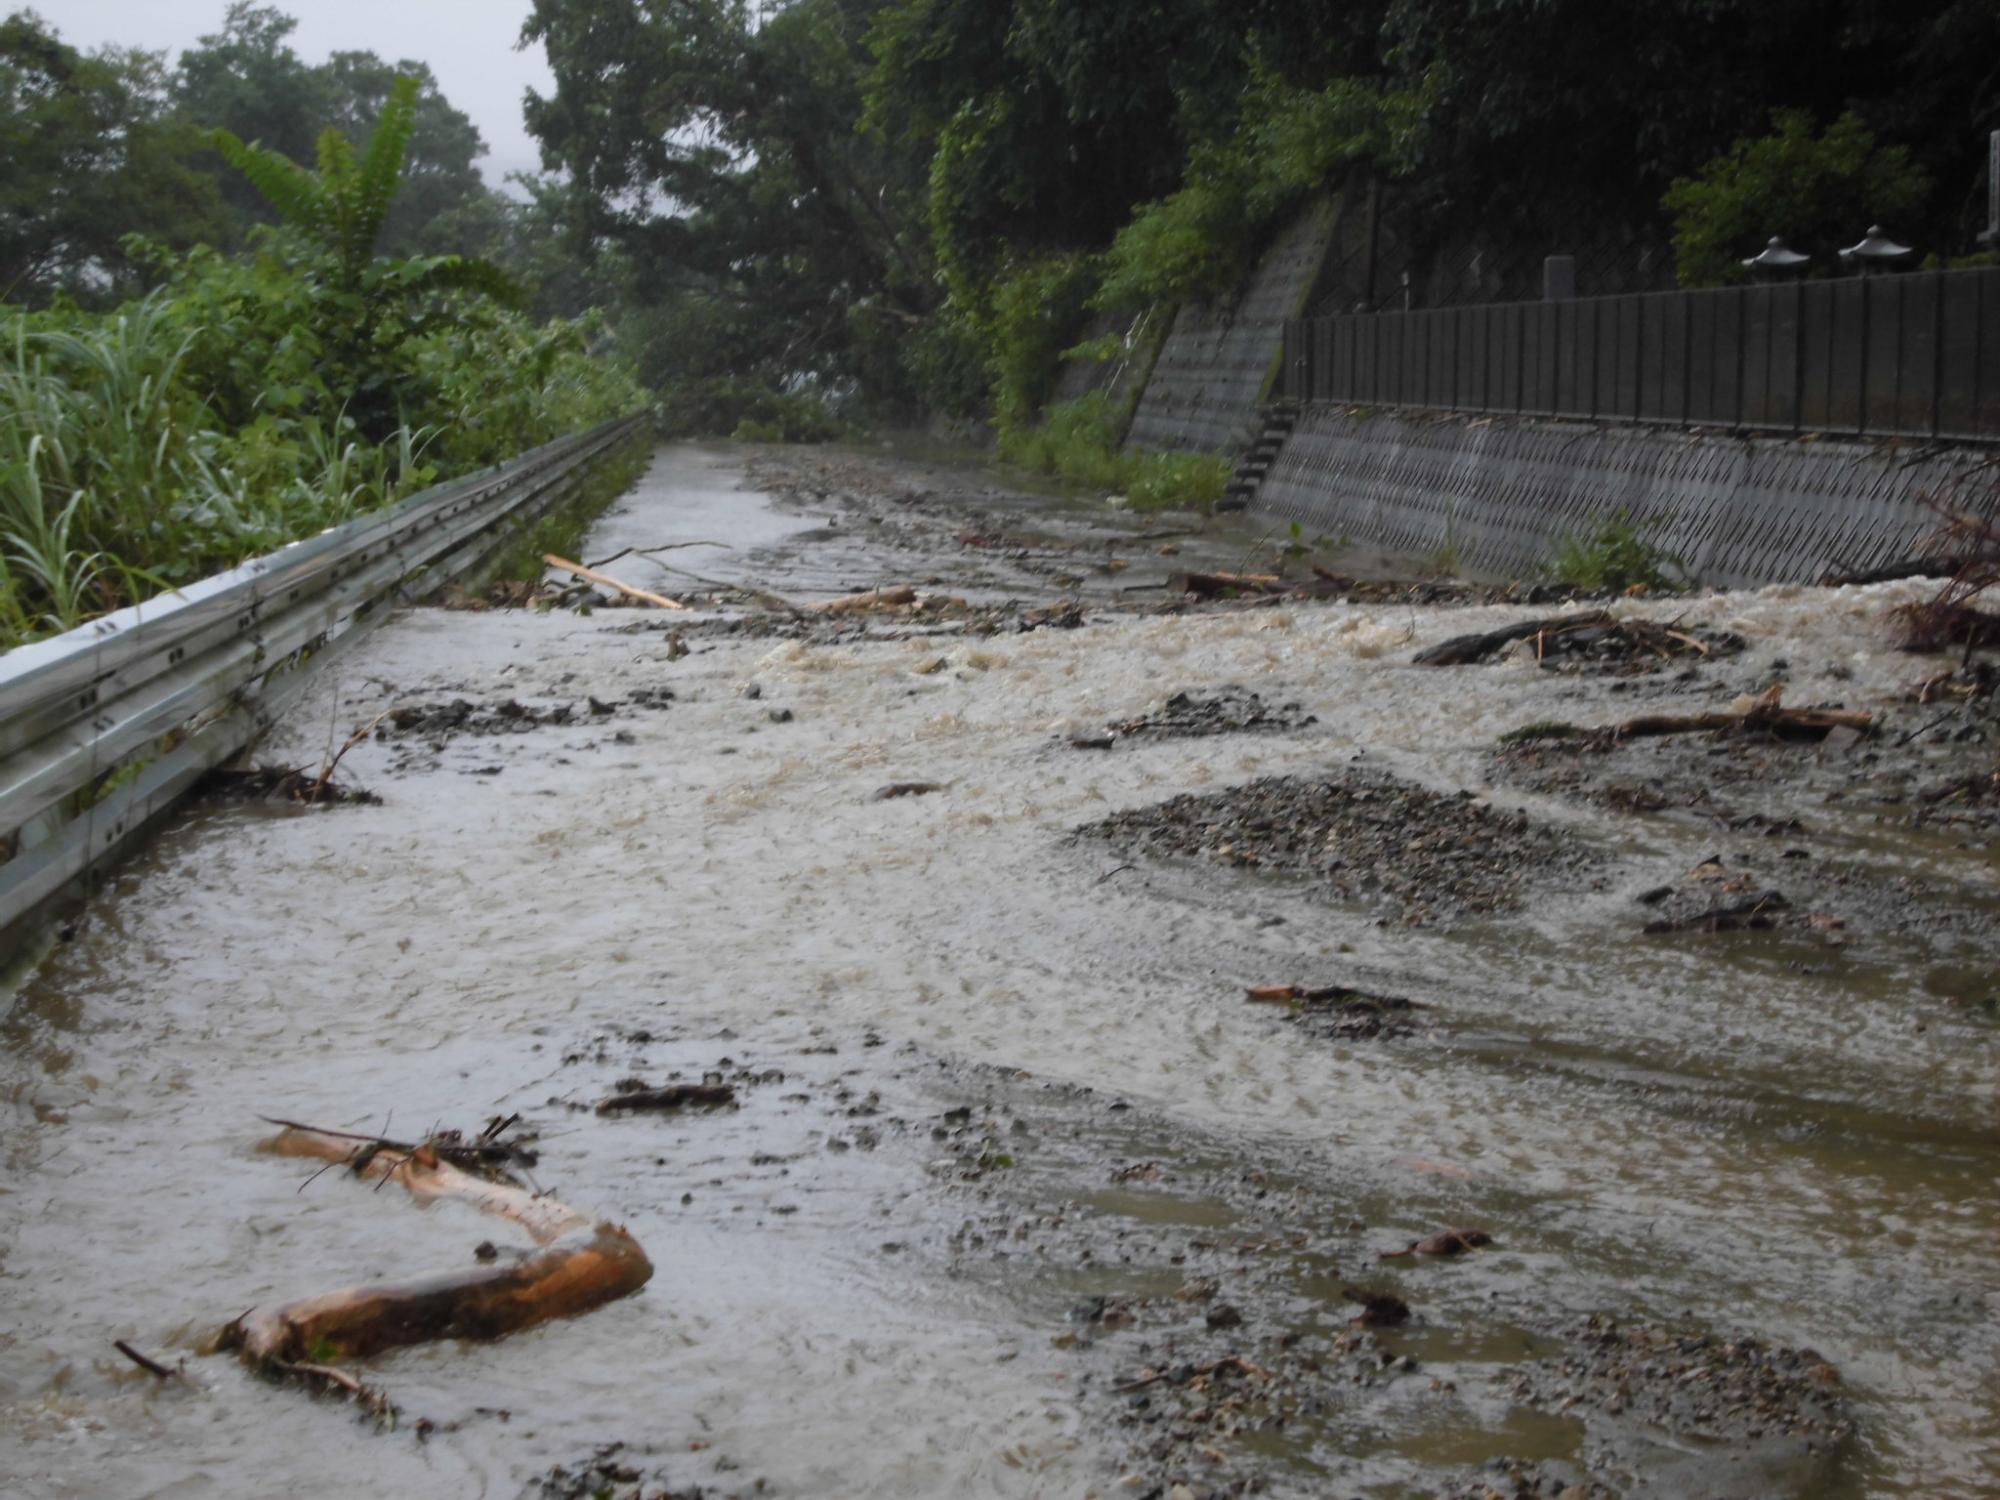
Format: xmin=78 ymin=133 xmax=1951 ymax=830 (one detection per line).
xmin=1664 ymin=112 xmax=1931 ymax=286
xmin=523 ymin=0 xmax=933 ymax=408
xmin=209 ymin=73 xmax=524 ymax=438
xmin=176 ymin=4 xmax=499 ymax=258
xmin=173 ymin=3 xmax=332 ymax=230
xmin=0 ymin=10 xmax=223 ymax=304
xmin=317 ymin=51 xmax=492 ymax=257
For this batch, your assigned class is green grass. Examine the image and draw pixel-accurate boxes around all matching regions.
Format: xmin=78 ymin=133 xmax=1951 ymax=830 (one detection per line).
xmin=1546 ymin=510 xmax=1688 ymax=593
xmin=998 ymin=393 xmax=1228 ymax=512
xmin=467 ymin=430 xmax=655 ymax=590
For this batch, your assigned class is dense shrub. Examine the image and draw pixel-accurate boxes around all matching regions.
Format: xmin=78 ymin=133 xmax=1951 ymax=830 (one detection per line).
xmin=1664 ymin=111 xmax=1930 ymax=287
xmin=998 ymin=393 xmax=1228 ymax=512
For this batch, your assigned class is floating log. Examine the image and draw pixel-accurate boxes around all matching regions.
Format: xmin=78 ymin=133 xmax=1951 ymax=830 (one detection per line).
xmin=228 ymin=1224 xmax=652 ymax=1364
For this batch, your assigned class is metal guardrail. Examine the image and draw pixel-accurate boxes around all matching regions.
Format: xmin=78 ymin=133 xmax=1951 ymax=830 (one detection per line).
xmin=0 ymin=412 xmax=648 ymax=958
xmin=1282 ymin=266 xmax=2000 ymax=441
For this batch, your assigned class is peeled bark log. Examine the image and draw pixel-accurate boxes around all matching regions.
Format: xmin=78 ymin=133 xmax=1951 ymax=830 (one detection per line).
xmin=543 ymin=554 xmax=686 ymax=610
xmin=223 ymin=1123 xmax=652 ymax=1372
xmin=232 ymin=1224 xmax=652 ymax=1363
xmin=262 ymin=1125 xmax=585 ymax=1245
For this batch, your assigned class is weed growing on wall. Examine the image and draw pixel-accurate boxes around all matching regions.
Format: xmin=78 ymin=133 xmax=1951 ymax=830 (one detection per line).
xmin=1547 ymin=511 xmax=1688 ymax=593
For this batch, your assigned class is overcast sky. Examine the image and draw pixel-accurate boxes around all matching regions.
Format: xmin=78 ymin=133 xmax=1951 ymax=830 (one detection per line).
xmin=47 ymin=1 xmax=556 ymax=190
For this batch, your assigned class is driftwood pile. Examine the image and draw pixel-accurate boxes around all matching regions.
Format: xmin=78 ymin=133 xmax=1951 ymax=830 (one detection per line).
xmin=1414 ymin=611 xmax=1741 ymax=670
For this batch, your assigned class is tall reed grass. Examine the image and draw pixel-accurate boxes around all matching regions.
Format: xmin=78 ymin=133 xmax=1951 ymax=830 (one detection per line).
xmin=0 ymin=290 xmax=636 ymax=652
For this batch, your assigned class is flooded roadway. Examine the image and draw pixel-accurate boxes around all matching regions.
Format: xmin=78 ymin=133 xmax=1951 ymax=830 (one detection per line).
xmin=1 ymin=443 xmax=1995 ymax=1498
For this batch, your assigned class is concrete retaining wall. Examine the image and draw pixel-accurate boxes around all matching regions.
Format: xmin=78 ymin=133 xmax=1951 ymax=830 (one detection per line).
xmin=1256 ymin=405 xmax=1990 ymax=588
xmin=1125 ymin=199 xmax=1340 ymax=456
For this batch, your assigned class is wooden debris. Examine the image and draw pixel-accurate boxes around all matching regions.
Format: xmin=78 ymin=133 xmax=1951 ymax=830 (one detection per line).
xmin=596 ymin=1083 xmax=737 ymax=1115
xmin=809 ymin=584 xmax=916 ymax=614
xmin=1611 ymin=685 xmax=1871 ymax=741
xmin=1414 ymin=611 xmax=1613 ymax=666
xmin=1343 ymin=1288 xmax=1412 ymax=1327
xmin=1172 ymin=570 xmax=1289 ymax=599
xmin=872 ymin=781 xmax=946 ymax=800
xmin=543 ymin=554 xmax=687 ymax=610
xmin=229 ymin=1224 xmax=653 ymax=1365
xmin=1641 ymin=892 xmax=1789 ymax=935
xmin=217 ymin=1121 xmax=653 ymax=1381
xmin=1378 ymin=1228 xmax=1492 ymax=1261
xmin=1244 ymin=982 xmax=1424 ymax=1011
xmin=1113 ymin=1355 xmax=1271 ymax=1395
xmin=115 ymin=1339 xmax=183 ymax=1380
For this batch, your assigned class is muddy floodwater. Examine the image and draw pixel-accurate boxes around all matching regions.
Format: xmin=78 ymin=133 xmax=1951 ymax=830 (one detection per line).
xmin=3 ymin=443 xmax=1996 ymax=1499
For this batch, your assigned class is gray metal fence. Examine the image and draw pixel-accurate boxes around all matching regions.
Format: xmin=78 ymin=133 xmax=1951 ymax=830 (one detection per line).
xmin=1281 ymin=267 xmax=2000 ymax=441
xmin=0 ymin=413 xmax=647 ymax=960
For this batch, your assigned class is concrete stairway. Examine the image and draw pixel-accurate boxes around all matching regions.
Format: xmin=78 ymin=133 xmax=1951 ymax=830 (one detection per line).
xmin=1220 ymin=400 xmax=1300 ymax=512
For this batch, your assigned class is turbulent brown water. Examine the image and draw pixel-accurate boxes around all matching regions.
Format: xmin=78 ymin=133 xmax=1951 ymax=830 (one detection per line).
xmin=1 ymin=443 xmax=1994 ymax=1499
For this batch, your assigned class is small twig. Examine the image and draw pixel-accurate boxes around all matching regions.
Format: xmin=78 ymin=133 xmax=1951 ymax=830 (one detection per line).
xmin=1896 ymin=709 xmax=1957 ymax=748
xmin=309 ymin=708 xmax=393 ymax=804
xmin=273 ymin=1360 xmax=399 ymax=1421
xmin=1096 ymin=863 xmax=1137 ymax=884
xmin=114 ymin=1340 xmax=181 ymax=1380
xmin=585 ymin=541 xmax=731 ymax=569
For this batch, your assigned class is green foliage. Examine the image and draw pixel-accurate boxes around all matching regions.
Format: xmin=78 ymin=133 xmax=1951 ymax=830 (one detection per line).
xmin=526 ymin=0 xmax=933 ymax=419
xmin=998 ymin=393 xmax=1227 ymax=512
xmin=0 ymin=74 xmax=639 ymax=651
xmin=1664 ymin=111 xmax=1931 ymax=287
xmin=655 ymin=379 xmax=842 ymax=444
xmin=1546 ymin=511 xmax=1687 ymax=594
xmin=473 ymin=428 xmax=654 ymax=590
xmin=0 ymin=13 xmax=225 ymax=304
xmin=987 ymin=254 xmax=1100 ymax=429
xmin=1096 ymin=69 xmax=1428 ymax=313
xmin=202 ymin=76 xmax=526 ymax=446
xmin=173 ymin=5 xmax=497 ymax=258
